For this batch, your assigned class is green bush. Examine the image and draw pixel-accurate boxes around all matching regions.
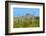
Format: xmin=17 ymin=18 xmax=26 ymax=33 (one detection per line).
xmin=13 ymin=18 xmax=39 ymax=28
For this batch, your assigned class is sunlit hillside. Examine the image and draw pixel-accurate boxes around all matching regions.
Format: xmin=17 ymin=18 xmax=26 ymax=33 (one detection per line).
xmin=13 ymin=13 xmax=39 ymax=28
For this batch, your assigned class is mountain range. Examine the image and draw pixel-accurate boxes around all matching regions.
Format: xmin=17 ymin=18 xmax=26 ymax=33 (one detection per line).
xmin=14 ymin=13 xmax=39 ymax=20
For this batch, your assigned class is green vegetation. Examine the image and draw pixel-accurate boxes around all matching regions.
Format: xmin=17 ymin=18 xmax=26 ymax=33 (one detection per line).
xmin=13 ymin=17 xmax=39 ymax=28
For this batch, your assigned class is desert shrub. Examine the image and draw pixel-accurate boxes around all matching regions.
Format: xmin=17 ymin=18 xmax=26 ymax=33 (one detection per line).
xmin=13 ymin=17 xmax=39 ymax=28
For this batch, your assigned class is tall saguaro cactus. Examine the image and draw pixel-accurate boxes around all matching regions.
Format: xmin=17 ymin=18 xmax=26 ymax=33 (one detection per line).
xmin=32 ymin=12 xmax=35 ymax=26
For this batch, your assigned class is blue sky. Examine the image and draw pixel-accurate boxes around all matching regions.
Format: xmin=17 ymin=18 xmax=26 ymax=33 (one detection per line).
xmin=13 ymin=8 xmax=40 ymax=17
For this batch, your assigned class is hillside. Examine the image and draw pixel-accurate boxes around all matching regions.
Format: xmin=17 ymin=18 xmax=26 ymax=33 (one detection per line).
xmin=13 ymin=13 xmax=39 ymax=28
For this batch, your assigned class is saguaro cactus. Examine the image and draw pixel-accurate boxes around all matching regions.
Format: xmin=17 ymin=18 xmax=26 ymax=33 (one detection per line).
xmin=32 ymin=12 xmax=35 ymax=26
